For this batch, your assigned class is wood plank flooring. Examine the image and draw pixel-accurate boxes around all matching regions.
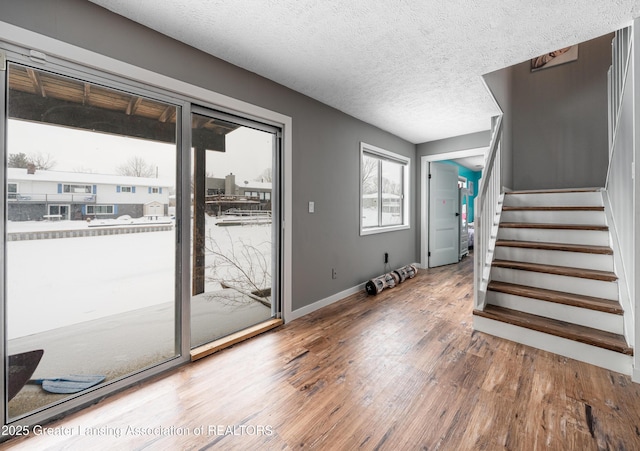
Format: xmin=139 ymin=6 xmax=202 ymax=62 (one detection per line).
xmin=474 ymin=305 xmax=632 ymax=355
xmin=495 ymin=240 xmax=613 ymax=255
xmin=500 ymin=222 xmax=609 ymax=231
xmin=492 ymin=259 xmax=618 ymax=282
xmin=5 ymin=255 xmax=640 ymax=450
xmin=501 ymin=206 xmax=605 ymax=212
xmin=487 ymin=280 xmax=624 ymax=313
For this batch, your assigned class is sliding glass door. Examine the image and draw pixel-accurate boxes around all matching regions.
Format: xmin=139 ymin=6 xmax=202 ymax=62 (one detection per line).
xmin=190 ymin=108 xmax=280 ymax=348
xmin=4 ymin=63 xmax=180 ymax=419
xmin=0 ymin=42 xmax=285 ymax=429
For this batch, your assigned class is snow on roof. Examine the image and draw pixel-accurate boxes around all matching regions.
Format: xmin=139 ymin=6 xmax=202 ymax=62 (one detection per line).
xmin=363 ymin=193 xmax=401 ymax=199
xmin=241 ymin=180 xmax=272 ymax=190
xmin=7 ymin=168 xmax=173 ymax=187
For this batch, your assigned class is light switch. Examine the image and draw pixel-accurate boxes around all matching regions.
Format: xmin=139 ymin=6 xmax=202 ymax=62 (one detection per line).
xmin=308 ymin=201 xmax=315 ymax=213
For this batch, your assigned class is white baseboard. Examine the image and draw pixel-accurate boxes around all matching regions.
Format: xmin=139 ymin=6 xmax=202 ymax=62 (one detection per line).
xmin=286 ymin=282 xmax=365 ymax=322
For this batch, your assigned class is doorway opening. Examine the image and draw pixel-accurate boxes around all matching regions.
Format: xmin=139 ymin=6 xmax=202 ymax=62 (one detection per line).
xmin=420 ymin=147 xmax=487 ymax=268
xmin=190 ymin=107 xmax=282 ymax=353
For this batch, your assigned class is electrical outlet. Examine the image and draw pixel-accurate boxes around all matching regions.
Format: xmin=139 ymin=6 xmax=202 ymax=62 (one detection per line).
xmin=332 ymin=268 xmax=337 ymax=279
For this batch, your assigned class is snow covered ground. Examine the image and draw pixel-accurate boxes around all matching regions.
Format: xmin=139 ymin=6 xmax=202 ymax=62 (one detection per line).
xmin=361 ymin=206 xmax=402 ymax=228
xmin=6 ymin=216 xmax=272 ymax=339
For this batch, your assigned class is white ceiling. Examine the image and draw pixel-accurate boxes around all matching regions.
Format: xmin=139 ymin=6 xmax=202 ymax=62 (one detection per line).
xmin=452 ymin=155 xmax=485 ymax=172
xmin=89 ymin=0 xmax=640 ymax=144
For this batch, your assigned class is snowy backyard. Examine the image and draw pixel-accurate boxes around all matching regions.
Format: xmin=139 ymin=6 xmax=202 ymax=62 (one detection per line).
xmin=6 ymin=215 xmax=273 ymax=417
xmin=7 ymin=215 xmax=272 ymax=340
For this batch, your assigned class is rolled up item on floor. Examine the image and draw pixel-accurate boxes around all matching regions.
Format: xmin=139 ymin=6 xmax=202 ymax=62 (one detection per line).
xmin=393 ymin=266 xmax=408 ymax=283
xmin=365 ymin=272 xmax=398 ymax=295
xmin=386 ymin=272 xmax=399 ymax=287
xmin=403 ymin=264 xmax=419 ymax=280
xmin=393 ymin=264 xmax=418 ymax=282
xmin=365 ymin=277 xmax=384 ymax=295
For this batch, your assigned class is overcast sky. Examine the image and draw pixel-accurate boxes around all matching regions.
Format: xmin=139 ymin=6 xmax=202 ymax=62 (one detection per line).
xmin=7 ymin=119 xmax=273 ymax=185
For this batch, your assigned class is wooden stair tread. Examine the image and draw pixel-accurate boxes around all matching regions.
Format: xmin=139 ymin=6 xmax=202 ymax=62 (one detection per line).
xmin=487 ymin=281 xmax=623 ymax=314
xmin=492 ymin=259 xmax=618 ymax=282
xmin=505 ymin=188 xmax=601 ymax=195
xmin=501 ymin=206 xmax=604 ymax=211
xmin=500 ymin=222 xmax=608 ymax=231
xmin=495 ymin=240 xmax=613 ymax=255
xmin=473 ymin=305 xmax=632 ymax=355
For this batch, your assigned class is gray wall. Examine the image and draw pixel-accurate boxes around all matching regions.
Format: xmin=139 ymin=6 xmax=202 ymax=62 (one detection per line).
xmin=1 ymin=0 xmax=416 ymax=312
xmin=483 ymin=67 xmax=514 ymax=191
xmin=512 ymin=34 xmax=613 ymax=190
xmin=416 ymin=131 xmax=491 ymax=158
xmin=484 ymin=34 xmax=613 ymax=191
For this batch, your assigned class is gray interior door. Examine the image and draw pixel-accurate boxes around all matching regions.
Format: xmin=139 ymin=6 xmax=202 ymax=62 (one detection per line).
xmin=428 ymin=162 xmax=459 ymax=267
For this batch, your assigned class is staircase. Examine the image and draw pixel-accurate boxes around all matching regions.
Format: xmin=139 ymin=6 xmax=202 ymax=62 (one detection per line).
xmin=473 ymin=188 xmax=633 ymax=375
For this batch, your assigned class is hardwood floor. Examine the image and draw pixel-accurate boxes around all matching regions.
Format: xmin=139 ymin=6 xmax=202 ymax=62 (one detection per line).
xmin=5 ymin=255 xmax=640 ymax=450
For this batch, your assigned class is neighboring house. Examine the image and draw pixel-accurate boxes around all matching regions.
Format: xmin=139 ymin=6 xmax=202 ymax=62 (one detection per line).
xmin=7 ymin=167 xmax=172 ymax=221
xmin=205 ymin=173 xmax=272 ymax=215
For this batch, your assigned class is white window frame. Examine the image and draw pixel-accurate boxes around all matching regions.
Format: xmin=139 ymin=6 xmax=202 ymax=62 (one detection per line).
xmin=360 ymin=142 xmax=410 ymax=235
xmin=63 ymin=184 xmax=91 ymax=194
xmin=151 ymin=187 xmax=160 ymax=194
xmin=87 ymin=205 xmax=114 ymax=215
xmin=120 ymin=186 xmax=133 ymax=193
xmin=7 ymin=182 xmax=17 ymax=199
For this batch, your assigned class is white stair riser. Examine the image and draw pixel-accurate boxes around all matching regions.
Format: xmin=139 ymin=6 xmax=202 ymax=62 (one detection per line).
xmin=490 ymin=267 xmax=618 ymax=300
xmin=497 ymin=227 xmax=609 ymax=246
xmin=500 ymin=210 xmax=606 ymax=225
xmin=485 ymin=291 xmax=623 ymax=334
xmin=473 ymin=315 xmax=632 ymax=375
xmin=494 ymin=247 xmax=614 ymax=272
xmin=503 ymin=191 xmax=603 ymax=207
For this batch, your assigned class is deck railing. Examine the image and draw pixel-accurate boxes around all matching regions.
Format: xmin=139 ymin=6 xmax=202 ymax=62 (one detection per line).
xmin=474 ymin=115 xmax=503 ymax=310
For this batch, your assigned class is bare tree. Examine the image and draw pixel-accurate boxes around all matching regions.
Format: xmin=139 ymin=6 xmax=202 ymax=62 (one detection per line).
xmin=382 ymin=177 xmax=401 ymax=195
xmin=204 ymin=230 xmax=271 ymax=308
xmin=361 ymin=155 xmax=378 ymax=194
xmin=8 ymin=152 xmax=56 ymax=170
xmin=256 ymin=167 xmax=272 ymax=183
xmin=29 ymin=152 xmax=56 ymax=170
xmin=8 ymin=153 xmax=30 ymax=168
xmin=116 ymin=156 xmax=156 ymax=177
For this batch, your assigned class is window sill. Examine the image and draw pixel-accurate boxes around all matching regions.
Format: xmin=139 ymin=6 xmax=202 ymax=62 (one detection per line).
xmin=360 ymin=224 xmax=410 ymax=236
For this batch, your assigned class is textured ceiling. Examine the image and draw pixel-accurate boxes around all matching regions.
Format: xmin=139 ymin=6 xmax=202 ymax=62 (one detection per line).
xmin=89 ymin=0 xmax=640 ymax=144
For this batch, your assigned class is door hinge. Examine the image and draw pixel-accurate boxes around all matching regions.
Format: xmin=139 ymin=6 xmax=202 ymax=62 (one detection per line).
xmin=428 ymin=251 xmax=431 ymax=257
xmin=428 ymin=173 xmax=432 ymax=179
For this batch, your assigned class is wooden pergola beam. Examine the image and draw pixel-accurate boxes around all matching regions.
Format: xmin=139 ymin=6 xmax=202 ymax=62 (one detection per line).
xmin=26 ymin=68 xmax=46 ymax=97
xmin=126 ymin=96 xmax=142 ymax=116
xmin=158 ymin=106 xmax=173 ymax=123
xmin=83 ymin=83 xmax=91 ymax=105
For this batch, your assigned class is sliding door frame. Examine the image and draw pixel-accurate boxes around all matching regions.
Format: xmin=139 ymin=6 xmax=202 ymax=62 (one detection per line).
xmin=0 ymin=20 xmax=292 ymax=430
xmin=190 ymin=105 xmax=283 ymax=325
